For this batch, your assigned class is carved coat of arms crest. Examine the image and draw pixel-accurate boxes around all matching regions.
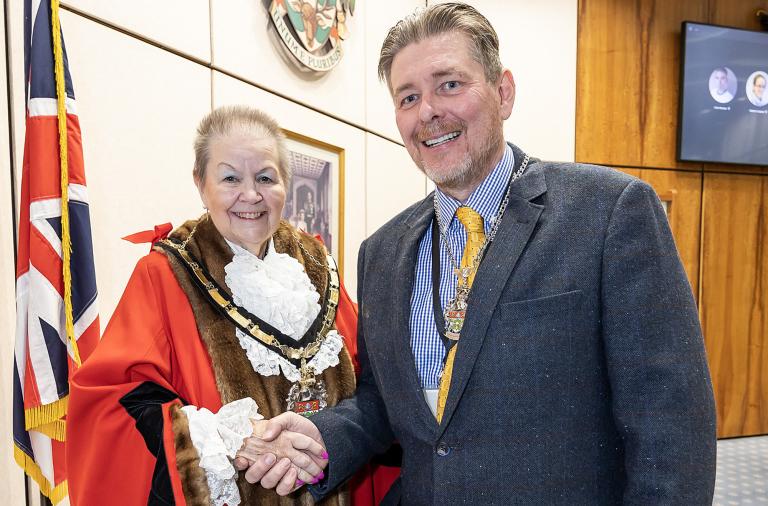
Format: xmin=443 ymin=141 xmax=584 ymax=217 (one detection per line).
xmin=269 ymin=0 xmax=355 ymax=72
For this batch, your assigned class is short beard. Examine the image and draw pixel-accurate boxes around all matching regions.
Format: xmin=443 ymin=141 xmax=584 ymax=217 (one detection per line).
xmin=416 ymin=123 xmax=505 ymax=195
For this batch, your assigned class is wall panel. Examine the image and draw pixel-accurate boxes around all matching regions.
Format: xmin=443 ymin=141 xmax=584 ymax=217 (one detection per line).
xmin=60 ymin=10 xmax=212 ymax=322
xmin=213 ymin=71 xmax=366 ymax=297
xmin=700 ymin=173 xmax=767 ymax=438
xmin=578 ymin=0 xmax=768 ymax=437
xmin=576 ymin=0 xmax=706 ymax=169
xmin=60 ymin=0 xmax=211 ymax=61
xmin=211 ymin=0 xmax=367 ymax=128
xmin=365 ymin=134 xmax=425 ymax=236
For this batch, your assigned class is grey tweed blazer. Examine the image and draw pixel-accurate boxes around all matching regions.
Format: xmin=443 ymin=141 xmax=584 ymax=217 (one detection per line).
xmin=310 ymin=143 xmax=716 ymax=505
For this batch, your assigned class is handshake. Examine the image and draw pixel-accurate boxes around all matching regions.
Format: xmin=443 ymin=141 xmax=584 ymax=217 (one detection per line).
xmin=234 ymin=411 xmax=328 ymax=496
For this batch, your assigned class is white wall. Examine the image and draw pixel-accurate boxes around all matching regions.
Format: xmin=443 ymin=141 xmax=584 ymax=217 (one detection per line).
xmin=61 ymin=0 xmax=211 ymax=61
xmin=59 ymin=9 xmax=212 ymax=321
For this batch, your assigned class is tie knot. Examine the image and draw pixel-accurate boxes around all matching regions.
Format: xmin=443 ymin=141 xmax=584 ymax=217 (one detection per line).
xmin=456 ymin=206 xmax=484 ymax=234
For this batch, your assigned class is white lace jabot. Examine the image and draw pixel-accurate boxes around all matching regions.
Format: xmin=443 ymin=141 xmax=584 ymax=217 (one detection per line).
xmin=224 ymin=239 xmax=345 ymax=382
xmin=225 ymin=238 xmax=321 ymax=340
xmin=183 ymin=239 xmax=345 ymax=505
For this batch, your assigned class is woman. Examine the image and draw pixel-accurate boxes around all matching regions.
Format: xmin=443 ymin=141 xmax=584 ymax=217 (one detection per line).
xmin=67 ymin=106 xmax=360 ymax=505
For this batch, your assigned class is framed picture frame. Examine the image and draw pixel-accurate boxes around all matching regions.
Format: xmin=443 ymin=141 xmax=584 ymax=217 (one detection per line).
xmin=281 ymin=129 xmax=345 ymax=273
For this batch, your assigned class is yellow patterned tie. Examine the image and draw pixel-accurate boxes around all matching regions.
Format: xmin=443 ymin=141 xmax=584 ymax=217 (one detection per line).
xmin=436 ymin=206 xmax=485 ymax=422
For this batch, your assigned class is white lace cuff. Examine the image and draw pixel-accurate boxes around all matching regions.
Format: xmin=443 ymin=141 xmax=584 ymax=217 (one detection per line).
xmin=181 ymin=398 xmax=264 ymax=506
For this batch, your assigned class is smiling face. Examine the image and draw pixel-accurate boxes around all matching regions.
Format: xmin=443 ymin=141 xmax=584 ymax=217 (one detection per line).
xmin=197 ymin=133 xmax=287 ymax=257
xmin=754 ymin=75 xmax=766 ymax=100
xmin=390 ymin=32 xmax=514 ymax=199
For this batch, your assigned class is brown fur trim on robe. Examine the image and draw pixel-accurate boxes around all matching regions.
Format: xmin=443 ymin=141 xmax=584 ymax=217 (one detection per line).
xmin=155 ymin=215 xmax=355 ymax=506
xmin=171 ymin=403 xmax=212 ymax=506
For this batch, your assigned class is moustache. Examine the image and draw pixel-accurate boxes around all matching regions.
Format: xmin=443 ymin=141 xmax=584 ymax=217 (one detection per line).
xmin=415 ymin=121 xmax=464 ymax=142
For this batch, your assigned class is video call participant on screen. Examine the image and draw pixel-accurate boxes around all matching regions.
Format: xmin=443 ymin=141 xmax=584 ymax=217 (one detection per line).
xmin=710 ymin=67 xmax=735 ymax=103
xmin=748 ymin=73 xmax=768 ymax=107
xmin=240 ymin=3 xmax=717 ymax=504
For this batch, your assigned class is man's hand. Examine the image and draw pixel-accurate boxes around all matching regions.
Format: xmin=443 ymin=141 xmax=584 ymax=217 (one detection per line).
xmin=234 ymin=413 xmax=328 ymax=496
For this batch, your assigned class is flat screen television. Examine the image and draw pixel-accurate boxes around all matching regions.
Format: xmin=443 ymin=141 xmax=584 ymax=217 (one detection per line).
xmin=678 ymin=22 xmax=768 ymax=166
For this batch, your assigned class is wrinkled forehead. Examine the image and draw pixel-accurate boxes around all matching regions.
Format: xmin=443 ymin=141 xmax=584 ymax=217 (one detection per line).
xmin=390 ymin=32 xmax=476 ymax=88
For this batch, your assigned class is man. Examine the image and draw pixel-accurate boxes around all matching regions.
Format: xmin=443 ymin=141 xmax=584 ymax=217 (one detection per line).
xmin=750 ymin=73 xmax=767 ymax=107
xmin=710 ymin=67 xmax=734 ymax=103
xmin=243 ymin=3 xmax=717 ymax=503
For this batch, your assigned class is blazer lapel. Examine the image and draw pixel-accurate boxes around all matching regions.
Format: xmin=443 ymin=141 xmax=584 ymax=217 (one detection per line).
xmin=390 ymin=198 xmax=440 ymax=434
xmin=437 ymin=148 xmax=548 ymax=435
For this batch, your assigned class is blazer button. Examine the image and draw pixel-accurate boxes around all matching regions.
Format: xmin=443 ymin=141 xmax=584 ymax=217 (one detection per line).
xmin=436 ymin=442 xmax=450 ymax=457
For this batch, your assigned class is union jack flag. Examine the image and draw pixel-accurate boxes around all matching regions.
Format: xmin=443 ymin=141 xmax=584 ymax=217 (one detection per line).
xmin=13 ymin=0 xmax=99 ymax=502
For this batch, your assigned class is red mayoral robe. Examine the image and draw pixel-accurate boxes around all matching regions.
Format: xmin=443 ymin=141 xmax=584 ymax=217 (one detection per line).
xmin=67 ymin=219 xmax=398 ymax=505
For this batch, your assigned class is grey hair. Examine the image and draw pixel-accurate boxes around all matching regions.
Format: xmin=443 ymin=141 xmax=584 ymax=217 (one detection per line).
xmin=378 ymin=2 xmax=503 ymax=88
xmin=193 ymin=105 xmax=291 ymax=186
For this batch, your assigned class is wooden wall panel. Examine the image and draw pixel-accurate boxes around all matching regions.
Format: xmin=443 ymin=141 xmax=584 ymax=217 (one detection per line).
xmin=579 ymin=0 xmax=768 ymax=437
xmin=700 ymin=174 xmax=767 ymax=437
xmin=577 ymin=0 xmax=768 ymax=174
xmin=615 ymin=168 xmax=702 ymax=296
xmin=576 ymin=0 xmax=706 ymax=169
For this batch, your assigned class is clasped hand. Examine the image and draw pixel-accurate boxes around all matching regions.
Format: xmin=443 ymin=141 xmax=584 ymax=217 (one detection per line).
xmin=234 ymin=412 xmax=327 ymax=496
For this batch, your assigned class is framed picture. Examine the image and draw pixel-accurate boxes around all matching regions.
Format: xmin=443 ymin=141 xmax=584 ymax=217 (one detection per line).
xmin=281 ymin=129 xmax=345 ymax=272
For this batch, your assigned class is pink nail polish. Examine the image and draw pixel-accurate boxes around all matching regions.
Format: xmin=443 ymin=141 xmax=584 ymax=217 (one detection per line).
xmin=295 ymin=479 xmax=304 ymax=487
xmin=321 ymin=451 xmax=329 ymax=459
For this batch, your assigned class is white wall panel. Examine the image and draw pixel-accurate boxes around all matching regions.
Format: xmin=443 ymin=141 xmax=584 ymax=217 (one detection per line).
xmin=428 ymin=0 xmax=578 ymax=162
xmin=364 ymin=0 xmax=424 ymax=142
xmin=61 ymin=0 xmax=211 ymax=62
xmin=213 ymin=72 xmax=366 ymax=297
xmin=60 ymin=10 xmax=212 ymax=322
xmin=0 ymin=0 xmax=27 ymax=501
xmin=211 ymin=0 xmax=367 ymax=128
xmin=365 ymin=134 xmax=425 ymax=235
xmin=9 ymin=0 xmax=24 ymax=197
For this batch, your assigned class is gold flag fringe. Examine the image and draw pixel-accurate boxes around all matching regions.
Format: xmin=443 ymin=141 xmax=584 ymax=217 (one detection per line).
xmin=36 ymin=419 xmax=67 ymax=441
xmin=24 ymin=396 xmax=68 ymax=434
xmin=14 ymin=445 xmax=69 ymax=504
xmin=51 ymin=0 xmax=81 ymax=367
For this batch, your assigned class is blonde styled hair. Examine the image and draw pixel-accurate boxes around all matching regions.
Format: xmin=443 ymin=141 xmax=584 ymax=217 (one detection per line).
xmin=378 ymin=2 xmax=503 ymax=88
xmin=193 ymin=105 xmax=290 ymax=185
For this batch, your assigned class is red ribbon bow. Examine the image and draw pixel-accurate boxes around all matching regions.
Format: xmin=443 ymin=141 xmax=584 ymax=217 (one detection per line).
xmin=122 ymin=223 xmax=173 ymax=251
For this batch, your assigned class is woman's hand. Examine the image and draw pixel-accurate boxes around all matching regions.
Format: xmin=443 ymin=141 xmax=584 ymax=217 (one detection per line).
xmin=234 ymin=418 xmax=328 ymax=494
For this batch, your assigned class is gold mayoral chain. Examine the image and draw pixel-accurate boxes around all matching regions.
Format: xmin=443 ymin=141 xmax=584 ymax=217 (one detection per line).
xmin=433 ymin=154 xmax=530 ymax=340
xmin=159 ymin=229 xmax=340 ymax=418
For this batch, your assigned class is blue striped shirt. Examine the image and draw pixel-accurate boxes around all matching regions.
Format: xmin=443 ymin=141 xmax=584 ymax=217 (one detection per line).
xmin=409 ymin=145 xmax=515 ymax=388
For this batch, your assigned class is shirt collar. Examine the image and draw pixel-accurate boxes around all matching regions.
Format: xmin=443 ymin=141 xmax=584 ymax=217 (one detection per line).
xmin=434 ymin=144 xmax=515 ymax=231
